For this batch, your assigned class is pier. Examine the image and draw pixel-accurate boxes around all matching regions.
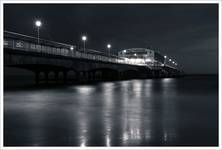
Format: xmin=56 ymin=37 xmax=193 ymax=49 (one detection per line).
xmin=4 ymin=31 xmax=182 ymax=84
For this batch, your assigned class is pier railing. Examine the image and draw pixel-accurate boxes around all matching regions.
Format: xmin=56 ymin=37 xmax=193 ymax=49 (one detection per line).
xmin=4 ymin=31 xmax=146 ymax=66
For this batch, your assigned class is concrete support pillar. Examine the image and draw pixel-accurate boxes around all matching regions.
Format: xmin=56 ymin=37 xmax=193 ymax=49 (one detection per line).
xmin=45 ymin=71 xmax=49 ymax=83
xmin=85 ymin=71 xmax=88 ymax=80
xmin=88 ymin=71 xmax=93 ymax=80
xmin=78 ymin=71 xmax=83 ymax=80
xmin=76 ymin=72 xmax=80 ymax=80
xmin=93 ymin=71 xmax=97 ymax=80
xmin=119 ymin=72 xmax=123 ymax=80
xmin=83 ymin=71 xmax=86 ymax=79
xmin=92 ymin=71 xmax=95 ymax=80
xmin=95 ymin=71 xmax=99 ymax=80
xmin=35 ymin=71 xmax=40 ymax=84
xmin=101 ymin=71 xmax=105 ymax=80
xmin=63 ymin=71 xmax=67 ymax=83
xmin=55 ymin=71 xmax=59 ymax=83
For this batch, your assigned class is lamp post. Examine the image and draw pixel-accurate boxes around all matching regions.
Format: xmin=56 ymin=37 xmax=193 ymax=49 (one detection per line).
xmin=82 ymin=35 xmax=87 ymax=53
xmin=164 ymin=55 xmax=167 ymax=66
xmin=35 ymin=20 xmax=42 ymax=44
xmin=169 ymin=59 xmax=172 ymax=67
xmin=70 ymin=46 xmax=74 ymax=56
xmin=107 ymin=44 xmax=111 ymax=56
xmin=134 ymin=53 xmax=137 ymax=64
xmin=123 ymin=50 xmax=126 ymax=57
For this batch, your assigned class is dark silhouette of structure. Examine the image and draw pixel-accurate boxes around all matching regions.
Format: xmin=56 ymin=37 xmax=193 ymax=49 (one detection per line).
xmin=4 ymin=31 xmax=182 ymax=84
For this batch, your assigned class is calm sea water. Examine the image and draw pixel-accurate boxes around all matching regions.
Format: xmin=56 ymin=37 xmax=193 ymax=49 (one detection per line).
xmin=4 ymin=76 xmax=218 ymax=146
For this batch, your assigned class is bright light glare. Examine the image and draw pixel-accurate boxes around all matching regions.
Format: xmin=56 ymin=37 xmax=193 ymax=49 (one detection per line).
xmin=106 ymin=135 xmax=111 ymax=146
xmin=129 ymin=58 xmax=145 ymax=64
xmin=134 ymin=53 xmax=137 ymax=56
xmin=124 ymin=58 xmax=129 ymax=62
xmin=123 ymin=50 xmax=126 ymax=53
xmin=35 ymin=20 xmax=42 ymax=27
xmin=80 ymin=141 xmax=86 ymax=147
xmin=107 ymin=44 xmax=111 ymax=49
xmin=82 ymin=35 xmax=87 ymax=41
xmin=164 ymin=55 xmax=167 ymax=58
xmin=169 ymin=59 xmax=172 ymax=62
xmin=145 ymin=58 xmax=152 ymax=62
xmin=70 ymin=46 xmax=74 ymax=50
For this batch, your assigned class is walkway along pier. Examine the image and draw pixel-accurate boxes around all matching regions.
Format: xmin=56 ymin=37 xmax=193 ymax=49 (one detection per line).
xmin=4 ymin=31 xmax=183 ymax=84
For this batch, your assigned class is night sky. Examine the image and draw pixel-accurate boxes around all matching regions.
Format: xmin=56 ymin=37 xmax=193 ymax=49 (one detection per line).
xmin=4 ymin=4 xmax=218 ymax=74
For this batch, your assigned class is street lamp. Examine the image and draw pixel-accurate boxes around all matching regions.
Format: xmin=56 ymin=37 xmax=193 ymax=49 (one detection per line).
xmin=123 ymin=50 xmax=127 ymax=56
xmin=169 ymin=59 xmax=172 ymax=62
xmin=82 ymin=35 xmax=87 ymax=53
xmin=164 ymin=55 xmax=167 ymax=66
xmin=70 ymin=46 xmax=74 ymax=51
xmin=35 ymin=20 xmax=42 ymax=44
xmin=107 ymin=44 xmax=111 ymax=56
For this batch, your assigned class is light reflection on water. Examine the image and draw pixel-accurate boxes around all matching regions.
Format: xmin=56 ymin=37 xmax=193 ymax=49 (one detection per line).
xmin=4 ymin=76 xmax=218 ymax=146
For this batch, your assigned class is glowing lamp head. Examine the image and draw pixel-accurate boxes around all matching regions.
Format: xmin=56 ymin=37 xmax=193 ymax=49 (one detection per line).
xmin=107 ymin=44 xmax=111 ymax=49
xmin=82 ymin=35 xmax=87 ymax=41
xmin=134 ymin=53 xmax=137 ymax=56
xmin=35 ymin=20 xmax=42 ymax=27
xmin=169 ymin=59 xmax=172 ymax=62
xmin=70 ymin=46 xmax=74 ymax=50
xmin=164 ymin=55 xmax=167 ymax=58
xmin=123 ymin=50 xmax=126 ymax=53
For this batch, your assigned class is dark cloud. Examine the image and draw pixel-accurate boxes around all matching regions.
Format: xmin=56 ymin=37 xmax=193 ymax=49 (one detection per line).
xmin=4 ymin=4 xmax=218 ymax=74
